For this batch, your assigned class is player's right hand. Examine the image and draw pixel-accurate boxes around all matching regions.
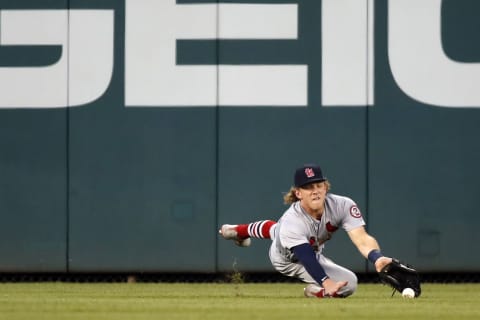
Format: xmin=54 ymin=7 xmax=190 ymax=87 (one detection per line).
xmin=322 ymin=278 xmax=348 ymax=297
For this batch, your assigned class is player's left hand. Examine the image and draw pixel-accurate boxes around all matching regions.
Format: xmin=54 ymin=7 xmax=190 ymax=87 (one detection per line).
xmin=378 ymin=258 xmax=421 ymax=297
xmin=374 ymin=256 xmax=393 ymax=272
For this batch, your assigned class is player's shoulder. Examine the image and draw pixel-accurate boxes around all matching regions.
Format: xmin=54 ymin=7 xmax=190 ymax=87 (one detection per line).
xmin=326 ymin=193 xmax=356 ymax=206
xmin=282 ymin=202 xmax=302 ymax=218
xmin=326 ymin=193 xmax=363 ymax=219
xmin=280 ymin=202 xmax=307 ymax=223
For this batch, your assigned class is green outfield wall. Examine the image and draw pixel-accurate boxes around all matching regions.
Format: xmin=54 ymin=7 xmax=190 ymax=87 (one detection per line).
xmin=0 ymin=0 xmax=479 ymax=273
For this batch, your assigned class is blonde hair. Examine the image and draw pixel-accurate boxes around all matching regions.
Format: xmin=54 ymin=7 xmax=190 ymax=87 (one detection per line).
xmin=283 ymin=180 xmax=331 ymax=205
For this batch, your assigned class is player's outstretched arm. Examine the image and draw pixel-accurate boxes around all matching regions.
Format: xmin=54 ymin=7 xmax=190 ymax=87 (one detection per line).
xmin=347 ymin=226 xmax=421 ymax=297
xmin=347 ymin=226 xmax=392 ymax=268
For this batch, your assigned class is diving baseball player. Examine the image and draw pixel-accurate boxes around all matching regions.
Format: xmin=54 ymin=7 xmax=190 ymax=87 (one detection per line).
xmin=219 ymin=164 xmax=408 ymax=298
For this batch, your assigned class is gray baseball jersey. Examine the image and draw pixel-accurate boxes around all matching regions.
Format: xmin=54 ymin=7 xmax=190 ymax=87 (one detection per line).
xmin=269 ymin=193 xmax=365 ymax=264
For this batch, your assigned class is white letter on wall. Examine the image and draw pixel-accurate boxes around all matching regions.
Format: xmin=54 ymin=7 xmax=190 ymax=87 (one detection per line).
xmin=217 ymin=4 xmax=306 ymax=106
xmin=389 ymin=0 xmax=480 ymax=107
xmin=322 ymin=0 xmax=374 ymax=106
xmin=125 ymin=0 xmax=306 ymax=106
xmin=0 ymin=10 xmax=114 ymax=108
xmin=69 ymin=10 xmax=114 ymax=106
xmin=0 ymin=10 xmax=68 ymax=108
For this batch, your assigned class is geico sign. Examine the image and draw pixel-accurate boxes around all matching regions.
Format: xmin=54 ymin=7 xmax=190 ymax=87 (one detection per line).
xmin=0 ymin=0 xmax=479 ymax=108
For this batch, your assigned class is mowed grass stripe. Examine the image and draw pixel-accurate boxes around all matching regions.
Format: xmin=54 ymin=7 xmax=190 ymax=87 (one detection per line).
xmin=0 ymin=283 xmax=478 ymax=320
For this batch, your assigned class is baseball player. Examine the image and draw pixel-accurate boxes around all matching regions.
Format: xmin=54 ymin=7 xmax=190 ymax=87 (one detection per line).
xmin=219 ymin=164 xmax=393 ymax=298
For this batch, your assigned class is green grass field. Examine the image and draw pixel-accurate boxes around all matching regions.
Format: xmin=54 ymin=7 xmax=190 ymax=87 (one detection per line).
xmin=0 ymin=282 xmax=478 ymax=320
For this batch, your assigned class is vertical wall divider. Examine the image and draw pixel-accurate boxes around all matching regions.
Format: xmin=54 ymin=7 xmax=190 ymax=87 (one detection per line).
xmin=214 ymin=0 xmax=220 ymax=272
xmin=66 ymin=0 xmax=71 ymax=273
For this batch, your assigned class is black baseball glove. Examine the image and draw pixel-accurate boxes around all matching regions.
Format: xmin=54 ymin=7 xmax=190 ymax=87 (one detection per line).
xmin=378 ymin=258 xmax=421 ymax=297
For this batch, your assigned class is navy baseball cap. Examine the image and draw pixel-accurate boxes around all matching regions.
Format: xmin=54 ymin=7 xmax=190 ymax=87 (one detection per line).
xmin=294 ymin=164 xmax=326 ymax=187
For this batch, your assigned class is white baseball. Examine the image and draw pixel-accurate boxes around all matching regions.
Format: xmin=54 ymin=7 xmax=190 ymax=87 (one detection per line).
xmin=401 ymin=288 xmax=415 ymax=298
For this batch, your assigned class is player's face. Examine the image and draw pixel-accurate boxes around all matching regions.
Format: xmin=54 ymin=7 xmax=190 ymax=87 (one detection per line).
xmin=295 ymin=181 xmax=328 ymax=217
